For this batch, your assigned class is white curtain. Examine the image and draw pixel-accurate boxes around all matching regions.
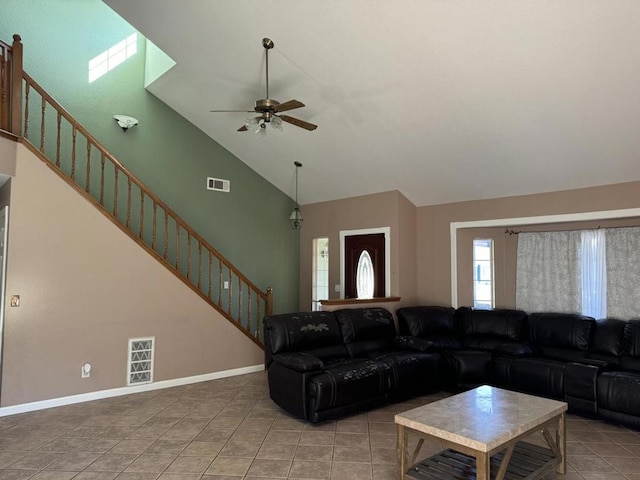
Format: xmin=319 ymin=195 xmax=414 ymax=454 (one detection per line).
xmin=516 ymin=231 xmax=582 ymax=313
xmin=606 ymin=227 xmax=640 ymax=319
xmin=581 ymin=229 xmax=607 ymax=319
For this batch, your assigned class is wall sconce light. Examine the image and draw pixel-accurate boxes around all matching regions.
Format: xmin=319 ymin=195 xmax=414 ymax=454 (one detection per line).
xmin=114 ymin=114 xmax=139 ymax=132
xmin=289 ymin=161 xmax=303 ymax=230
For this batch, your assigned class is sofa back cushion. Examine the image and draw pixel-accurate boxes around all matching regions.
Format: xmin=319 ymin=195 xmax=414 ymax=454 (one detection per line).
xmin=589 ymin=318 xmax=626 ymax=366
xmin=263 ymin=312 xmax=348 ymax=365
xmin=527 ymin=312 xmax=595 ymax=362
xmin=621 ymin=320 xmax=640 ymax=372
xmin=396 ymin=306 xmax=457 ymax=336
xmin=457 ymin=307 xmax=527 ymax=350
xmin=335 ymin=308 xmax=396 ymax=357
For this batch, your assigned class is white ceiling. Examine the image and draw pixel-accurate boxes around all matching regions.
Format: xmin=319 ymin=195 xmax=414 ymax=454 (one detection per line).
xmin=104 ymin=0 xmax=640 ymax=207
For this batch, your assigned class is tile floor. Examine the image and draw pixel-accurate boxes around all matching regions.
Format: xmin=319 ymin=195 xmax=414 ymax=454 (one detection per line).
xmin=1 ymin=371 xmax=640 ymax=479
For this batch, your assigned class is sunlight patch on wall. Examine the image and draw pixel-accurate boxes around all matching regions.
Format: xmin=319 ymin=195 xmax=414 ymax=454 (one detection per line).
xmin=89 ymin=33 xmax=138 ymax=83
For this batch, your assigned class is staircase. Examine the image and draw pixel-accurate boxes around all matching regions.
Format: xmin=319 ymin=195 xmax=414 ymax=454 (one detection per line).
xmin=0 ymin=35 xmax=271 ymax=348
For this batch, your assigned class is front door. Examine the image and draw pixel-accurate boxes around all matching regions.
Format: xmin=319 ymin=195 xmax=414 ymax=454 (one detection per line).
xmin=344 ymin=233 xmax=385 ymax=298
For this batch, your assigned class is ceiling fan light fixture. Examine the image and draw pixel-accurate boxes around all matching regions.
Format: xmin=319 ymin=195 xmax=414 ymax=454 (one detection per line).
xmin=271 ymin=116 xmax=283 ymax=130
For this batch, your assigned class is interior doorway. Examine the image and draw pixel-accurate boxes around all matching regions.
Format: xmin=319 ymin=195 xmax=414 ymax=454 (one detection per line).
xmin=340 ymin=227 xmax=390 ymax=299
xmin=0 ymin=206 xmax=9 ymax=399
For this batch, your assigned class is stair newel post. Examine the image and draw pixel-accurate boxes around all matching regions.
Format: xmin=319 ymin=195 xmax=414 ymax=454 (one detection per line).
xmin=265 ymin=287 xmax=273 ymax=317
xmin=10 ymin=34 xmax=22 ymax=136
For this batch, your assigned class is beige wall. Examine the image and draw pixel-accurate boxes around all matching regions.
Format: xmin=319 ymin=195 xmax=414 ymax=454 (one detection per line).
xmin=1 ymin=141 xmax=263 ymax=406
xmin=418 ymin=182 xmax=640 ymax=306
xmin=299 ymin=190 xmax=417 ymax=310
xmin=300 ymin=182 xmax=640 ymax=312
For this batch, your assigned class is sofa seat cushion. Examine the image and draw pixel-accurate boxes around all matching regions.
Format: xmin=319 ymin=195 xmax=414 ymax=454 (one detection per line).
xmin=444 ymin=349 xmax=494 ymax=388
xmin=308 ymin=359 xmax=391 ymax=411
xmin=504 ymin=357 xmax=566 ymax=399
xmin=597 ymin=371 xmax=640 ymax=417
xmin=372 ymin=351 xmax=441 ymax=397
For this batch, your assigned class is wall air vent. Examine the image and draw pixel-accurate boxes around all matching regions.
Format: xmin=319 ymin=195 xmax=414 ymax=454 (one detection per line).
xmin=207 ymin=177 xmax=230 ymax=192
xmin=127 ymin=337 xmax=154 ymax=386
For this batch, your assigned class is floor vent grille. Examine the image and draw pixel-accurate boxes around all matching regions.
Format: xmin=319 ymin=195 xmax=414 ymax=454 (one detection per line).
xmin=127 ymin=337 xmax=154 ymax=386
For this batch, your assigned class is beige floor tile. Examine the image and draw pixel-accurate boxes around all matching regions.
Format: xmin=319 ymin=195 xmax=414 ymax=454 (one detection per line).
xmin=330 ymin=461 xmax=372 ymax=480
xmin=246 ymin=458 xmax=292 ymax=478
xmin=110 ymin=439 xmax=155 ymax=455
xmin=85 ymin=454 xmax=138 ymax=472
xmin=333 ymin=446 xmax=371 ymax=463
xmin=294 ymin=445 xmax=333 ymax=463
xmin=586 ymin=443 xmax=635 ymax=457
xmin=288 ymin=460 xmax=331 ymax=480
xmin=298 ymin=431 xmax=335 ymax=446
xmin=218 ymin=441 xmax=261 ymax=458
xmin=181 ymin=441 xmax=225 ymax=457
xmin=28 ymin=472 xmax=78 ymax=480
xmin=205 ymin=456 xmax=252 ymax=476
xmin=44 ymin=452 xmax=102 ymax=471
xmin=334 ymin=432 xmax=368 ymax=447
xmin=256 ymin=443 xmax=297 ymax=460
xmin=125 ymin=455 xmax=177 ymax=473
xmin=264 ymin=430 xmax=302 ymax=445
xmin=164 ymin=455 xmax=213 ymax=474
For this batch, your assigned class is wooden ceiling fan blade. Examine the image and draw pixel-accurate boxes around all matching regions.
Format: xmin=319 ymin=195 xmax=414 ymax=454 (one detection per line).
xmin=237 ymin=125 xmax=249 ymax=132
xmin=273 ymin=100 xmax=305 ymax=113
xmin=280 ymin=115 xmax=318 ymax=131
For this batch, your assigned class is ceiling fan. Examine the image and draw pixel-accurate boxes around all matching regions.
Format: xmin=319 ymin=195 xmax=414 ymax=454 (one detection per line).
xmin=210 ymin=38 xmax=318 ymax=133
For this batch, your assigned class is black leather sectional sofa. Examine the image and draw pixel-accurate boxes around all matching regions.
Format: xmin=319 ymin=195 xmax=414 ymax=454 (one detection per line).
xmin=264 ymin=305 xmax=640 ymax=427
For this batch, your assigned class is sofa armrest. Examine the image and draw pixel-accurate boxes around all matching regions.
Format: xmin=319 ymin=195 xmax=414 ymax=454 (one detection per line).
xmin=574 ymin=358 xmax=610 ymax=369
xmin=494 ymin=342 xmax=534 ymax=357
xmin=271 ymin=352 xmax=324 ymax=372
xmin=394 ymin=336 xmax=435 ymax=352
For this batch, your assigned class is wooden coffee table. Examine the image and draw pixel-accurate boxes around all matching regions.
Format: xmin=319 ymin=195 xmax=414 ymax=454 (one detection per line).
xmin=395 ymin=386 xmax=567 ymax=480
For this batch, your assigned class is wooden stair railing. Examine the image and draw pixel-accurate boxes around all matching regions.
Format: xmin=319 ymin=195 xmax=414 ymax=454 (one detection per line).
xmin=1 ymin=35 xmax=272 ymax=347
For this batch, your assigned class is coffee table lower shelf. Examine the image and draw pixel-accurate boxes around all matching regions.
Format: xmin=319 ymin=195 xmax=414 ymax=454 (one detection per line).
xmin=405 ymin=441 xmax=559 ymax=480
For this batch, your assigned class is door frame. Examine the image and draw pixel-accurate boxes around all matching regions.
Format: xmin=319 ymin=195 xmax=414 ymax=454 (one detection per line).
xmin=339 ymin=226 xmax=390 ymax=299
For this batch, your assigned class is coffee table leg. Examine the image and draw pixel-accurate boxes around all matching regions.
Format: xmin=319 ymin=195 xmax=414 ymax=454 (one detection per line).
xmin=476 ymin=452 xmax=490 ymax=480
xmin=397 ymin=424 xmax=407 ymax=480
xmin=557 ymin=412 xmax=566 ymax=474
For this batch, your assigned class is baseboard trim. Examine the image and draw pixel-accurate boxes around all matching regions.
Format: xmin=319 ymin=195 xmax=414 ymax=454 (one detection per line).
xmin=0 ymin=364 xmax=265 ymax=417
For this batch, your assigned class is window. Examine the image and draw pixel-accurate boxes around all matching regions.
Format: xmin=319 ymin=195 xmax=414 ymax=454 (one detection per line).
xmin=89 ymin=33 xmax=138 ymax=83
xmin=356 ymin=250 xmax=374 ymax=299
xmin=473 ymin=239 xmax=494 ymax=309
xmin=312 ymin=238 xmax=329 ymax=311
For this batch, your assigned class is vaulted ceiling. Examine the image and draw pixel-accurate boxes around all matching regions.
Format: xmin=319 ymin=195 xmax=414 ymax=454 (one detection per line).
xmin=103 ymin=0 xmax=640 ymax=206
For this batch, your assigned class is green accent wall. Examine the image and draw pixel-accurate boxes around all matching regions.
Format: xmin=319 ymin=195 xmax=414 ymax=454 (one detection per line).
xmin=0 ymin=0 xmax=299 ymax=313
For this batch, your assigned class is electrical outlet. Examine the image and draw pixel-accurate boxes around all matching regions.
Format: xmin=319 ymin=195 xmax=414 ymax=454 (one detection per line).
xmin=334 ymin=285 xmax=340 ymax=293
xmin=223 ymin=281 xmax=229 ymax=290
xmin=81 ymin=363 xmax=91 ymax=379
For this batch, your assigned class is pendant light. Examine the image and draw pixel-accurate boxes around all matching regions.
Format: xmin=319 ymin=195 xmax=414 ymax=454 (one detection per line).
xmin=289 ymin=161 xmax=303 ymax=229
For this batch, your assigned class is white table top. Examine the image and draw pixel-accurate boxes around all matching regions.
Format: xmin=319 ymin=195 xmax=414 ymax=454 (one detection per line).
xmin=395 ymin=385 xmax=567 ymax=452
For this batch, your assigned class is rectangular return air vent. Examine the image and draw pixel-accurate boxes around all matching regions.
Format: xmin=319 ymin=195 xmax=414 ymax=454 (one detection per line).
xmin=127 ymin=337 xmax=154 ymax=386
xmin=207 ymin=177 xmax=230 ymax=192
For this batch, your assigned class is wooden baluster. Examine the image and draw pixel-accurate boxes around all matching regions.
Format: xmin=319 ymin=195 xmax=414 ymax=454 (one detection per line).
xmin=139 ymin=190 xmax=144 ymax=239
xmin=208 ymin=251 xmax=213 ymax=299
xmin=71 ymin=125 xmax=76 ymax=179
xmin=175 ymin=224 xmax=180 ymax=270
xmin=218 ymin=259 xmax=223 ymax=305
xmin=187 ymin=232 xmax=191 ymax=280
xmin=100 ymin=153 xmax=105 ymax=205
xmin=248 ymin=289 xmax=253 ymax=336
xmin=197 ymin=242 xmax=202 ymax=289
xmin=126 ymin=177 xmax=132 ymax=228
xmin=23 ymin=82 xmax=29 ymax=139
xmin=113 ymin=167 xmax=119 ymax=217
xmin=163 ymin=210 xmax=169 ymax=260
xmin=152 ymin=202 xmax=157 ymax=251
xmin=256 ymin=294 xmax=261 ymax=337
xmin=238 ymin=281 xmax=243 ymax=327
xmin=85 ymin=140 xmax=91 ymax=193
xmin=228 ymin=271 xmax=232 ymax=315
xmin=40 ymin=96 xmax=45 ymax=152
xmin=55 ymin=112 xmax=61 ymax=166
